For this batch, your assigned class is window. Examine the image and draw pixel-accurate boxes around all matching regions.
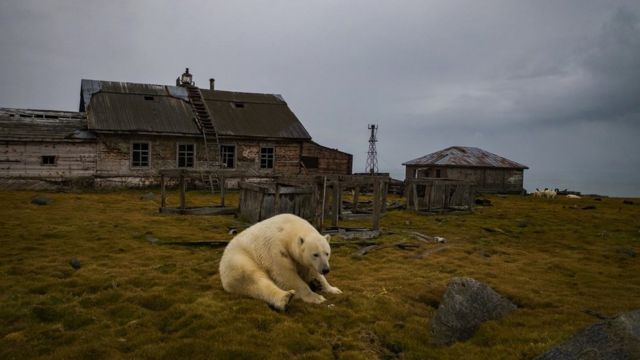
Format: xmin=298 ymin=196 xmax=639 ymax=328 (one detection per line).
xmin=41 ymin=156 xmax=56 ymax=166
xmin=131 ymin=142 xmax=150 ymax=167
xmin=260 ymin=147 xmax=274 ymax=169
xmin=220 ymin=145 xmax=235 ymax=168
xmin=144 ymin=96 xmax=154 ymax=101
xmin=232 ymin=102 xmax=245 ymax=109
xmin=301 ymin=156 xmax=319 ymax=169
xmin=177 ymin=143 xmax=195 ymax=168
xmin=435 ymin=169 xmax=441 ymax=178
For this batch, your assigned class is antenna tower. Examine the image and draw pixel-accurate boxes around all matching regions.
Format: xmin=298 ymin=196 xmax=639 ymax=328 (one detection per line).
xmin=365 ymin=124 xmax=378 ymax=174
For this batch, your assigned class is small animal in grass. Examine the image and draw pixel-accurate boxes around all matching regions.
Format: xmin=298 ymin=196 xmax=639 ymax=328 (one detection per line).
xmin=219 ymin=213 xmax=342 ymax=312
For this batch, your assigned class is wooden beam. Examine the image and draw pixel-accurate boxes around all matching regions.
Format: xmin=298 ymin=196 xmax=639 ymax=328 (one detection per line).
xmin=179 ymin=174 xmax=186 ymax=210
xmin=372 ymin=179 xmax=381 ymax=231
xmin=331 ymin=182 xmax=340 ymax=227
xmin=353 ymin=186 xmax=360 ymax=212
xmin=160 ymin=174 xmax=166 ymax=209
xmin=220 ymin=175 xmax=225 ymax=207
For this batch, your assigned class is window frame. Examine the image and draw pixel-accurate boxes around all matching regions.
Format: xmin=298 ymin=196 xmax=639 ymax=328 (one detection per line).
xmin=176 ymin=142 xmax=196 ymax=168
xmin=130 ymin=141 xmax=151 ymax=168
xmin=40 ymin=155 xmax=57 ymax=166
xmin=260 ymin=146 xmax=275 ymax=169
xmin=220 ymin=144 xmax=236 ymax=169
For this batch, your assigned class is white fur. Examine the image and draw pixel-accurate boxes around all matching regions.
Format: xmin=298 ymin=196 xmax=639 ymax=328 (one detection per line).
xmin=219 ymin=213 xmax=341 ymax=311
xmin=566 ymin=194 xmax=581 ymax=199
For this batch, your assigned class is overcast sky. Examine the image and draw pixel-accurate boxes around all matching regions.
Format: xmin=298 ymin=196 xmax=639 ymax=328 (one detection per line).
xmin=1 ymin=0 xmax=639 ymax=196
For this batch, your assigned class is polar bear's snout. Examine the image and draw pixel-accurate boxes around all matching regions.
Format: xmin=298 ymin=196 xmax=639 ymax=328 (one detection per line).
xmin=321 ymin=266 xmax=330 ymax=275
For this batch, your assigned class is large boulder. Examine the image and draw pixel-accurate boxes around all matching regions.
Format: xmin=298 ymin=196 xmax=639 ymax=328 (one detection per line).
xmin=534 ymin=309 xmax=640 ymax=360
xmin=429 ymin=277 xmax=516 ymax=345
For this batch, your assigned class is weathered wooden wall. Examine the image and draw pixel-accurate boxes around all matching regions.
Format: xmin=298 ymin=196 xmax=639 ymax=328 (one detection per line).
xmin=302 ymin=142 xmax=352 ymax=175
xmin=405 ymin=165 xmax=524 ymax=194
xmin=238 ymin=182 xmax=315 ymax=223
xmin=0 ymin=141 xmax=96 ymax=178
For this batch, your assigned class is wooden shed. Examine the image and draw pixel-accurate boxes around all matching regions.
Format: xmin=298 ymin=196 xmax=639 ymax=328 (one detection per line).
xmin=403 ymin=146 xmax=528 ymax=194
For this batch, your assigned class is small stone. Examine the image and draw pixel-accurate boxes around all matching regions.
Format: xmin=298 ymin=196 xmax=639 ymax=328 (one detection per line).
xmin=31 ymin=197 xmax=52 ymax=206
xmin=140 ymin=192 xmax=157 ymax=201
xmin=69 ymin=258 xmax=81 ymax=270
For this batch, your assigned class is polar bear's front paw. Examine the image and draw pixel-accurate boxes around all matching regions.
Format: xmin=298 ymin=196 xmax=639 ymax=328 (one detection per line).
xmin=326 ymin=286 xmax=343 ymax=295
xmin=271 ymin=290 xmax=296 ymax=312
xmin=302 ymin=292 xmax=326 ymax=304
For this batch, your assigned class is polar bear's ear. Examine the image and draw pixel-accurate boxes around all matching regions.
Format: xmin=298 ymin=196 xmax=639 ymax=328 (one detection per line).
xmin=325 ymin=234 xmax=331 ymax=243
xmin=299 ymin=236 xmax=304 ymax=245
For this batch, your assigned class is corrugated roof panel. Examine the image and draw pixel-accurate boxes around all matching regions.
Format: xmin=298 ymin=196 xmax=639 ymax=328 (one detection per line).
xmin=204 ymin=96 xmax=311 ymax=139
xmin=82 ymin=79 xmax=312 ymax=139
xmin=403 ymin=146 xmax=528 ymax=169
xmin=0 ymin=108 xmax=94 ymax=142
xmin=87 ymin=93 xmax=200 ymax=135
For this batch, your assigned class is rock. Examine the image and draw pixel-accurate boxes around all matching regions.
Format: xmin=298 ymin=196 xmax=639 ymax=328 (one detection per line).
xmin=429 ymin=277 xmax=516 ymax=345
xmin=144 ymin=234 xmax=159 ymax=245
xmin=140 ymin=192 xmax=157 ymax=201
xmin=534 ymin=309 xmax=640 ymax=360
xmin=31 ymin=197 xmax=52 ymax=206
xmin=475 ymin=198 xmax=492 ymax=206
xmin=69 ymin=258 xmax=81 ymax=270
xmin=582 ymin=205 xmax=596 ymax=210
xmin=623 ymin=199 xmax=634 ymax=205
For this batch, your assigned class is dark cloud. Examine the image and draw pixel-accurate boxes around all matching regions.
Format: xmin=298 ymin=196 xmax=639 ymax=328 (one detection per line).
xmin=0 ymin=0 xmax=639 ymax=195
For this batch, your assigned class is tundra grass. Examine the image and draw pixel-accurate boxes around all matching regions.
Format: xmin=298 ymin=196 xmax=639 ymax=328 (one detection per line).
xmin=0 ymin=190 xmax=638 ymax=359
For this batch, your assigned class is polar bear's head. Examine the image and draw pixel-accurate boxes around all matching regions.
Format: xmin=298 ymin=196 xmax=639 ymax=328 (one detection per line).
xmin=298 ymin=234 xmax=332 ymax=275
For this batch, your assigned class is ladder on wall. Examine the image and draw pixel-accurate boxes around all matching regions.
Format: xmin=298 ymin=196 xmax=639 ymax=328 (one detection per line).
xmin=185 ymin=85 xmax=222 ymax=194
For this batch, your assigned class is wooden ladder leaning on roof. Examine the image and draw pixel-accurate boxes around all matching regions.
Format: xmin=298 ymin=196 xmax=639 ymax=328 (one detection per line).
xmin=185 ymin=85 xmax=222 ymax=194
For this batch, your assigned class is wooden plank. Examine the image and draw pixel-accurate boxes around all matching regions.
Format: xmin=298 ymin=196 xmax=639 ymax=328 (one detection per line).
xmin=220 ymin=175 xmax=225 ymax=207
xmin=381 ymin=180 xmax=388 ymax=213
xmin=274 ymin=183 xmax=281 ymax=213
xmin=353 ymin=186 xmax=360 ymax=212
xmin=179 ymin=174 xmax=185 ymax=210
xmin=372 ymin=179 xmax=381 ymax=231
xmin=412 ymin=183 xmax=419 ymax=211
xmin=331 ymin=182 xmax=340 ymax=227
xmin=160 ymin=174 xmax=166 ymax=209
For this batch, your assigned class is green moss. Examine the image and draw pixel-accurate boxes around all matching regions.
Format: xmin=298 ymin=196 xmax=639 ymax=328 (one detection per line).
xmin=0 ymin=190 xmax=639 ymax=358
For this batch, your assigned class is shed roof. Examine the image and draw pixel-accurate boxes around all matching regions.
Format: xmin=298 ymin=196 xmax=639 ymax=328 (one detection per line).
xmin=403 ymin=146 xmax=528 ymax=169
xmin=81 ymin=79 xmax=311 ymax=139
xmin=0 ymin=108 xmax=95 ymax=142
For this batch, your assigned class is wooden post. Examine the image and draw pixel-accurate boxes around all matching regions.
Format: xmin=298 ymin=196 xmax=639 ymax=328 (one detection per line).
xmin=353 ymin=186 xmax=360 ymax=212
xmin=372 ymin=179 xmax=381 ymax=230
xmin=381 ymin=179 xmax=388 ymax=213
xmin=412 ymin=183 xmax=419 ymax=211
xmin=160 ymin=174 xmax=166 ymax=209
xmin=274 ymin=183 xmax=281 ymax=214
xmin=331 ymin=182 xmax=340 ymax=227
xmin=179 ymin=173 xmax=186 ymax=210
xmin=320 ymin=176 xmax=327 ymax=231
xmin=220 ymin=175 xmax=225 ymax=207
xmin=405 ymin=181 xmax=412 ymax=210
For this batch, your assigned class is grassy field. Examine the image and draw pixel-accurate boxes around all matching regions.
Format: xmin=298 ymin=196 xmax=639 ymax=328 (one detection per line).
xmin=0 ymin=189 xmax=639 ymax=359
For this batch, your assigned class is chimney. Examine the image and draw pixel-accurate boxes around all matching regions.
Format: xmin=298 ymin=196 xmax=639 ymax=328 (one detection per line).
xmin=209 ymin=78 xmax=215 ymax=90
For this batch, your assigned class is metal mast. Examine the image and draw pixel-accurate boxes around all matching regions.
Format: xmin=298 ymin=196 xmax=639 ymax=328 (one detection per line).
xmin=365 ymin=124 xmax=378 ymax=174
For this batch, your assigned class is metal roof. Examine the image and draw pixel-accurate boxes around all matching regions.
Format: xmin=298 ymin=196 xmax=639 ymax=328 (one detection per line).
xmin=0 ymin=108 xmax=95 ymax=142
xmin=403 ymin=146 xmax=528 ymax=169
xmin=87 ymin=92 xmax=200 ymax=135
xmin=202 ymin=89 xmax=311 ymax=139
xmin=82 ymin=79 xmax=311 ymax=139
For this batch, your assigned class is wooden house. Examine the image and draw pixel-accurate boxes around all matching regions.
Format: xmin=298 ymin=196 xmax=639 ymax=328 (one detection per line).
xmin=403 ymin=146 xmax=528 ymax=194
xmin=0 ymin=69 xmax=352 ymax=188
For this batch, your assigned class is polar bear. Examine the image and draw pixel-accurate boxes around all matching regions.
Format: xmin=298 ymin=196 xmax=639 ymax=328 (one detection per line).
xmin=219 ymin=213 xmax=342 ymax=311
